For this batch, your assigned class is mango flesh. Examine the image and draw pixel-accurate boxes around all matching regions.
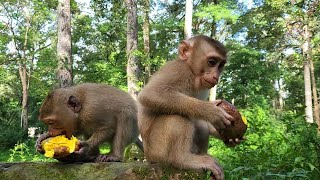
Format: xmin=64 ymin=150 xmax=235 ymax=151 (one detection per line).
xmin=217 ymin=100 xmax=247 ymax=142
xmin=41 ymin=135 xmax=79 ymax=158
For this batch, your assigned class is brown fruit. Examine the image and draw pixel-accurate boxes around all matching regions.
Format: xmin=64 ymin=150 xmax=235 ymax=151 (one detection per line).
xmin=50 ymin=140 xmax=80 ymax=158
xmin=53 ymin=146 xmax=71 ymax=158
xmin=217 ymin=100 xmax=247 ymax=142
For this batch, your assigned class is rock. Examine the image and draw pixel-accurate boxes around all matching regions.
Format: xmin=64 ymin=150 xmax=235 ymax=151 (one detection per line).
xmin=0 ymin=162 xmax=207 ymax=180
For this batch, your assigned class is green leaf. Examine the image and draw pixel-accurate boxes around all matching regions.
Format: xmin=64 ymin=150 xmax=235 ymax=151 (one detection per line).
xmin=294 ymin=157 xmax=305 ymax=164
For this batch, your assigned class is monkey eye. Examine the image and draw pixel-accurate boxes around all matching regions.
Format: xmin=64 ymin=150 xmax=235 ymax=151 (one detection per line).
xmin=208 ymin=58 xmax=218 ymax=67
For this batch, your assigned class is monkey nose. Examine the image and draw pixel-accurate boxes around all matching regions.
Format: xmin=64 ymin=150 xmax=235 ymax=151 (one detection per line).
xmin=211 ymin=78 xmax=217 ymax=85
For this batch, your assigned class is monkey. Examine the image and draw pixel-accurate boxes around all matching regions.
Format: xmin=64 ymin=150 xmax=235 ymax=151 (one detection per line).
xmin=138 ymin=35 xmax=243 ymax=180
xmin=36 ymin=83 xmax=142 ymax=162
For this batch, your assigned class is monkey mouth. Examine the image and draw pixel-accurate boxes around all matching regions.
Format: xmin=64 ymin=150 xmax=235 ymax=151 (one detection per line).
xmin=64 ymin=131 xmax=74 ymax=139
xmin=203 ymin=78 xmax=217 ymax=88
xmin=57 ymin=130 xmax=72 ymax=139
xmin=61 ymin=130 xmax=67 ymax=136
xmin=49 ymin=129 xmax=67 ymax=137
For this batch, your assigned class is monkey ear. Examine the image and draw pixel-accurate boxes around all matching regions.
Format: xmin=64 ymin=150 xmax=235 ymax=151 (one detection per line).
xmin=178 ymin=40 xmax=192 ymax=61
xmin=67 ymin=96 xmax=82 ymax=113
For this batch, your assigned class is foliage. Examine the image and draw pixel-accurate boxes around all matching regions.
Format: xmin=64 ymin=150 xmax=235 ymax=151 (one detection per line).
xmin=0 ymin=120 xmax=26 ymax=150
xmin=0 ymin=74 xmax=25 ymax=149
xmin=7 ymin=139 xmax=56 ymax=162
xmin=3 ymin=139 xmax=142 ymax=163
xmin=232 ymin=2 xmax=286 ymax=51
xmin=71 ymin=1 xmax=129 ymax=89
xmin=209 ymin=106 xmax=320 ymax=179
xmin=195 ymin=1 xmax=239 ymax=24
xmin=218 ymin=41 xmax=277 ymax=108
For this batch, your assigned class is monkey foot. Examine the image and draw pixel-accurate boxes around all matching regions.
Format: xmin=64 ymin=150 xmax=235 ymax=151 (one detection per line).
xmin=210 ymin=172 xmax=217 ymax=180
xmin=95 ymin=154 xmax=121 ymax=162
xmin=203 ymin=170 xmax=216 ymax=180
xmin=210 ymin=175 xmax=216 ymax=180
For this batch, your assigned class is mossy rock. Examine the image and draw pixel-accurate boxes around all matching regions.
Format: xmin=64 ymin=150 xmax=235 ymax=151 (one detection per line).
xmin=0 ymin=162 xmax=208 ymax=180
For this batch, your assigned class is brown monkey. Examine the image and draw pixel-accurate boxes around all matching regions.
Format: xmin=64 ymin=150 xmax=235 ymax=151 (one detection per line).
xmin=36 ymin=83 xmax=141 ymax=162
xmin=138 ymin=35 xmax=242 ymax=180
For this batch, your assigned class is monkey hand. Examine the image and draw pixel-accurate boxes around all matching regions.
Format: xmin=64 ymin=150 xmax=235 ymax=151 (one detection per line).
xmin=207 ymin=121 xmax=246 ymax=147
xmin=207 ymin=122 xmax=221 ymax=138
xmin=35 ymin=132 xmax=51 ymax=154
xmin=73 ymin=141 xmax=90 ymax=157
xmin=55 ymin=141 xmax=93 ymax=163
xmin=205 ymin=100 xmax=233 ymax=130
xmin=54 ymin=153 xmax=91 ymax=163
xmin=224 ymin=136 xmax=246 ymax=147
xmin=95 ymin=153 xmax=121 ymax=162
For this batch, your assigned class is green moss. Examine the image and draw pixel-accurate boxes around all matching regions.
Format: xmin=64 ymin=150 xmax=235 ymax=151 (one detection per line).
xmin=161 ymin=165 xmax=176 ymax=180
xmin=0 ymin=162 xmax=208 ymax=179
xmin=146 ymin=164 xmax=207 ymax=180
xmin=132 ymin=165 xmax=150 ymax=177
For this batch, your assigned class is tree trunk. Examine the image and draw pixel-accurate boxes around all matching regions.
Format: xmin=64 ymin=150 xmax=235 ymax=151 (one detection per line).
xmin=57 ymin=0 xmax=73 ymax=88
xmin=302 ymin=23 xmax=313 ymax=123
xmin=304 ymin=60 xmax=313 ymax=123
xmin=209 ymin=86 xmax=217 ymax=101
xmin=19 ymin=64 xmax=28 ymax=130
xmin=184 ymin=0 xmax=193 ymax=39
xmin=126 ymin=0 xmax=140 ymax=98
xmin=303 ymin=9 xmax=320 ymax=127
xmin=273 ymin=78 xmax=285 ymax=109
xmin=19 ymin=15 xmax=31 ymax=131
xmin=142 ymin=0 xmax=151 ymax=83
xmin=209 ymin=0 xmax=218 ymax=101
xmin=278 ymin=79 xmax=285 ymax=109
xmin=310 ymin=53 xmax=320 ymax=127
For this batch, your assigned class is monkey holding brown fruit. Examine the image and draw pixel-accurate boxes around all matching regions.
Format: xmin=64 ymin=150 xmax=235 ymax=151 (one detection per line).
xmin=36 ymin=83 xmax=142 ymax=162
xmin=138 ymin=35 xmax=245 ymax=180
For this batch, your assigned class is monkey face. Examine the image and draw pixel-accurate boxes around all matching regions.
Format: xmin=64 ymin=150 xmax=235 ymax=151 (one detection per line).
xmin=200 ymin=56 xmax=226 ymax=89
xmin=40 ymin=109 xmax=77 ymax=139
xmin=39 ymin=112 xmax=66 ymax=136
xmin=188 ymin=42 xmax=227 ymax=89
xmin=39 ymin=90 xmax=81 ymax=139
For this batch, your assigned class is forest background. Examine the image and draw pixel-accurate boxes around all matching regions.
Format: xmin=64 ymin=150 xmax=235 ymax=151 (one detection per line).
xmin=0 ymin=0 xmax=320 ymax=179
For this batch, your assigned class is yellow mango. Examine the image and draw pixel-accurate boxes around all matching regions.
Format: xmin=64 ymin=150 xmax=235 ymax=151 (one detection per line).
xmin=41 ymin=135 xmax=79 ymax=158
